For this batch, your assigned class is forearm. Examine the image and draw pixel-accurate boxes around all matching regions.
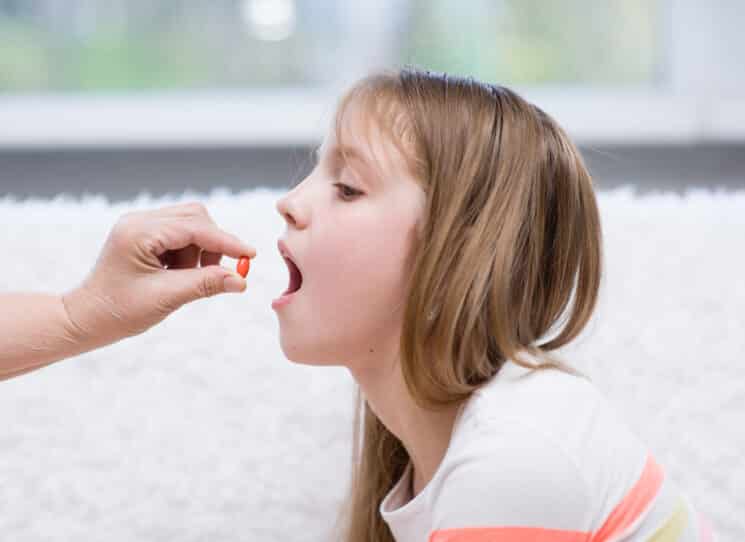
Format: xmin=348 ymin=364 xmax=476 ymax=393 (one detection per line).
xmin=0 ymin=292 xmax=93 ymax=381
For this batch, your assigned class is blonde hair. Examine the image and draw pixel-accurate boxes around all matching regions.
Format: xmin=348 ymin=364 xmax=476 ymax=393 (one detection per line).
xmin=328 ymin=67 xmax=603 ymax=542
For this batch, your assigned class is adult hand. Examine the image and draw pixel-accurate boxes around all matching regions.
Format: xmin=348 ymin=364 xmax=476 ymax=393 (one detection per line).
xmin=61 ymin=202 xmax=257 ymax=349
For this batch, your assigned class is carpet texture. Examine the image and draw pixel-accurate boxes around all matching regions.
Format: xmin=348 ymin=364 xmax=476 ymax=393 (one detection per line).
xmin=0 ymin=185 xmax=742 ymax=541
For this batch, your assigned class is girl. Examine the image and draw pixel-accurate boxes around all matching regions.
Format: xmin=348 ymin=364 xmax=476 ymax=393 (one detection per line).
xmin=273 ymin=67 xmax=714 ymax=542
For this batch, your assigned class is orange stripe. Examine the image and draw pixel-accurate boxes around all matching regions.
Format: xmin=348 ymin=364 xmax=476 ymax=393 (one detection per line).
xmin=429 ymin=526 xmax=590 ymax=542
xmin=591 ymin=452 xmax=665 ymax=542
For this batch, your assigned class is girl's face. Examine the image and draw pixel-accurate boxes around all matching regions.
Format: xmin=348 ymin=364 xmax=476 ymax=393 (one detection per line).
xmin=274 ymin=102 xmax=426 ymax=370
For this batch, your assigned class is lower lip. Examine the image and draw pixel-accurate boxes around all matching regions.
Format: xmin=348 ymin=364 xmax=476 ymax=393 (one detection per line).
xmin=271 ymin=289 xmax=300 ymax=309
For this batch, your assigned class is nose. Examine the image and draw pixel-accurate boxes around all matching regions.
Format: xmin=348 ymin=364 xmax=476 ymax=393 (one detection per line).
xmin=276 ymin=194 xmax=297 ymax=227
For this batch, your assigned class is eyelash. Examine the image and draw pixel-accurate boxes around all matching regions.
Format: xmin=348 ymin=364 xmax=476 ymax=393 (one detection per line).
xmin=334 ymin=183 xmax=362 ymax=201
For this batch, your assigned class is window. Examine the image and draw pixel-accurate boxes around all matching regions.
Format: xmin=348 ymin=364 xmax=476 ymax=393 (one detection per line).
xmin=0 ymin=0 xmax=662 ymax=92
xmin=0 ymin=0 xmax=742 ymax=145
xmin=402 ymin=0 xmax=661 ymax=86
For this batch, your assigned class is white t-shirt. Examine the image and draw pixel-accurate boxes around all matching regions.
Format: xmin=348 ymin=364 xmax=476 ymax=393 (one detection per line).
xmin=379 ymin=361 xmax=715 ymax=542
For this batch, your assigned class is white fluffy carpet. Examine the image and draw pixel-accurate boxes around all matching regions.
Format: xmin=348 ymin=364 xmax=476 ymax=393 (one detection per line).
xmin=0 ymin=185 xmax=742 ymax=541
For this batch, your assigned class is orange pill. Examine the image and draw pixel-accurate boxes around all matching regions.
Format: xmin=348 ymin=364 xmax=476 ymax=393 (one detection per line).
xmin=236 ymin=256 xmax=251 ymax=278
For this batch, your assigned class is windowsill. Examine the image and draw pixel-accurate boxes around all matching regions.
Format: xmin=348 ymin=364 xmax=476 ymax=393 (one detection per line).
xmin=0 ymin=87 xmax=743 ymax=149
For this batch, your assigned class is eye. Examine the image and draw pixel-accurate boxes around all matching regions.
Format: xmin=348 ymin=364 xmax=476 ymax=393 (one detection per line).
xmin=334 ymin=183 xmax=362 ymax=201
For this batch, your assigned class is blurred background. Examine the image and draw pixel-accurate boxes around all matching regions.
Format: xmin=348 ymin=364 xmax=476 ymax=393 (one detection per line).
xmin=1 ymin=0 xmax=743 ymax=200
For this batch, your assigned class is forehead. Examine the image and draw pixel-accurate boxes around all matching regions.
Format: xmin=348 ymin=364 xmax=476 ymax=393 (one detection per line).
xmin=320 ymin=97 xmax=411 ymax=185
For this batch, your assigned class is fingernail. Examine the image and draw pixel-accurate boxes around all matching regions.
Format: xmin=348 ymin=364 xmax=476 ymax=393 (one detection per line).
xmin=224 ymin=275 xmax=245 ymax=293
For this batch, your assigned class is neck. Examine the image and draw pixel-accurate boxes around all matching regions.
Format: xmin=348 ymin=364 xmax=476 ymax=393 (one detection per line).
xmin=349 ymin=360 xmax=463 ymax=498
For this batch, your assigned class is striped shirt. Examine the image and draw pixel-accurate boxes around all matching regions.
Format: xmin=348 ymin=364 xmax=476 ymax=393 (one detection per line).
xmin=380 ymin=361 xmax=715 ymax=541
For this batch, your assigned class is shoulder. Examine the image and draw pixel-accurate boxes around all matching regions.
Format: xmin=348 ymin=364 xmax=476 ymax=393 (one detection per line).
xmin=430 ymin=416 xmax=593 ymax=535
xmin=469 ymin=362 xmax=599 ymax=415
xmin=464 ymin=363 xmax=642 ymax=465
xmin=427 ymin=363 xmax=659 ymax=540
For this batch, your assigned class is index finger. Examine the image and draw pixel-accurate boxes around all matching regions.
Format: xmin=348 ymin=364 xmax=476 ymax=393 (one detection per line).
xmin=172 ymin=217 xmax=257 ymax=261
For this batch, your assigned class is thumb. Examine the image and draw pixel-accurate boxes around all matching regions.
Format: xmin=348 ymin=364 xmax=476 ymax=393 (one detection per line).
xmin=161 ymin=266 xmax=246 ymax=308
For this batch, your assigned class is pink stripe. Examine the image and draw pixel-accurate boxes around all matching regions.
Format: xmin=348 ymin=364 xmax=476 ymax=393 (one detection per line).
xmin=697 ymin=511 xmax=714 ymax=542
xmin=591 ymin=452 xmax=664 ymax=542
xmin=429 ymin=526 xmax=590 ymax=542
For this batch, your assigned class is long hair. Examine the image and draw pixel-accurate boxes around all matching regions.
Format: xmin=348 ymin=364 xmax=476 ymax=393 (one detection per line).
xmin=328 ymin=66 xmax=603 ymax=542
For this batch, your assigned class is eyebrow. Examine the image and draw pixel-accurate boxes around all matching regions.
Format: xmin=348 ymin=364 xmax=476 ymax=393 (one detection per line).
xmin=315 ymin=144 xmax=381 ymax=187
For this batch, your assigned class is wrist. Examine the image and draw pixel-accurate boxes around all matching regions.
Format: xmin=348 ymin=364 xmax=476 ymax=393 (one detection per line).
xmin=60 ymin=286 xmax=116 ymax=352
xmin=60 ymin=289 xmax=93 ymax=348
xmin=0 ymin=291 xmax=96 ymax=379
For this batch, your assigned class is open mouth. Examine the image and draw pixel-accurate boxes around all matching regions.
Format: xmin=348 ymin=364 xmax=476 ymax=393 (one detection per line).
xmin=282 ymin=256 xmax=303 ymax=295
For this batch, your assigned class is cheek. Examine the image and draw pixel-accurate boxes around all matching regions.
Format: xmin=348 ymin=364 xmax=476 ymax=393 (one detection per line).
xmin=282 ymin=219 xmax=406 ymax=365
xmin=311 ymin=216 xmax=411 ymax=312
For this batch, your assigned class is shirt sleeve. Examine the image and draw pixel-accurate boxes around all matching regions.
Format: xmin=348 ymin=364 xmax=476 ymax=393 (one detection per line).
xmin=429 ymin=418 xmax=593 ymax=542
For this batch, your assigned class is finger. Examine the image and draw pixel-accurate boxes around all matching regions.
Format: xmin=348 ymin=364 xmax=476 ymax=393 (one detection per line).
xmin=153 ymin=201 xmax=210 ymax=218
xmin=200 ymin=250 xmax=222 ymax=267
xmin=157 ymin=265 xmax=246 ymax=308
xmin=167 ymin=243 xmax=202 ymax=270
xmin=165 ymin=218 xmax=257 ymax=260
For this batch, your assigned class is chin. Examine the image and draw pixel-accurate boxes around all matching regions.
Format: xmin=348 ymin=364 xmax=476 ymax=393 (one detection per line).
xmin=279 ymin=340 xmax=349 ymax=367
